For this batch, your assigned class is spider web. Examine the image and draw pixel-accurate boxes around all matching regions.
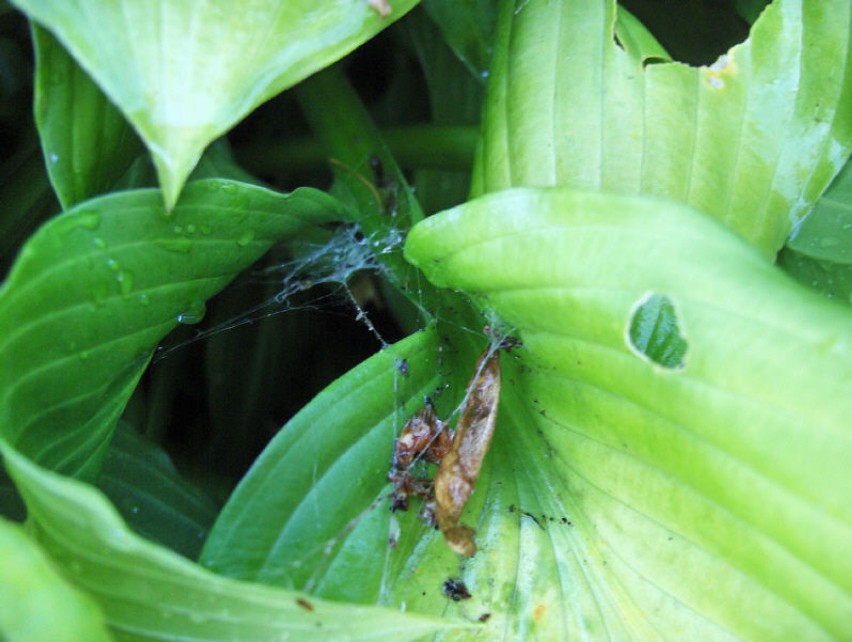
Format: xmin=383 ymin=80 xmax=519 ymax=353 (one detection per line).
xmin=147 ymin=177 xmax=517 ymax=605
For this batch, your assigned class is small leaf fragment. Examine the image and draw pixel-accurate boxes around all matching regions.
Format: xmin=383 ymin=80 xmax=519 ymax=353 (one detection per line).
xmin=626 ymin=292 xmax=688 ymax=369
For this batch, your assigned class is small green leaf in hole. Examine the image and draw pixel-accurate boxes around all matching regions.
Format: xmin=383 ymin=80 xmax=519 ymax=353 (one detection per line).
xmin=627 ymin=292 xmax=688 ymax=369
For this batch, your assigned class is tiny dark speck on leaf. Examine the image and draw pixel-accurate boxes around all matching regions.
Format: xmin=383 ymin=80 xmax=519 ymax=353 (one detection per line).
xmin=442 ymin=578 xmax=472 ymax=601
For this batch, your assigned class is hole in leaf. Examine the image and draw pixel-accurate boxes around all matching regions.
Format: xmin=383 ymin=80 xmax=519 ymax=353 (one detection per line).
xmin=617 ymin=0 xmax=761 ymax=66
xmin=627 ymin=292 xmax=688 ymax=369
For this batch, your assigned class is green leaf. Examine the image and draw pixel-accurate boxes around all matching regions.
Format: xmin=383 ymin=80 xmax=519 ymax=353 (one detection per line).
xmin=0 ymin=514 xmax=114 ymax=642
xmin=12 ymin=0 xmax=420 ymax=208
xmin=97 ymin=422 xmax=219 ymax=560
xmin=32 ymin=24 xmax=142 ymax=210
xmin=405 ymin=8 xmax=483 ymax=214
xmin=626 ymin=292 xmax=688 ymax=369
xmin=613 ymin=5 xmax=672 ymax=66
xmin=0 ymin=140 xmax=57 ymax=277
xmin=200 ymin=327 xmax=442 ymax=599
xmin=404 ymin=186 xmax=852 ymax=640
xmin=0 ymin=179 xmax=346 ymax=479
xmin=779 ymin=157 xmax=852 ymax=304
xmin=421 ymin=0 xmax=498 ymax=80
xmin=475 ymin=0 xmax=852 ymax=256
xmin=1 ymin=441 xmax=467 ymax=641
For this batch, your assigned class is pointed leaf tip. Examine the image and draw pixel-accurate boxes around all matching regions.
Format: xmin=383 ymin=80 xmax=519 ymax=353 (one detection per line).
xmin=13 ymin=0 xmax=420 ymax=206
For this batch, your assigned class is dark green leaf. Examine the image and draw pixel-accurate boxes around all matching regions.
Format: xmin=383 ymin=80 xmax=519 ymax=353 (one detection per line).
xmin=0 ymin=179 xmax=346 ymax=479
xmin=200 ymin=328 xmax=443 ymax=600
xmin=32 ymin=24 xmax=142 ymax=210
xmin=0 ymin=139 xmax=57 ymax=277
xmin=627 ymin=292 xmax=688 ymax=368
xmin=97 ymin=422 xmax=219 ymax=560
xmin=1 ymin=441 xmax=469 ymax=641
xmin=405 ymin=9 xmax=483 ymax=214
xmin=779 ymin=157 xmax=852 ymax=305
xmin=422 ymin=0 xmax=498 ymax=80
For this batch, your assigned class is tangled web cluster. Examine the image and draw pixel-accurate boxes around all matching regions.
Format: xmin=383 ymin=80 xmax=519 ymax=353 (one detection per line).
xmin=157 ymin=222 xmax=407 ymax=358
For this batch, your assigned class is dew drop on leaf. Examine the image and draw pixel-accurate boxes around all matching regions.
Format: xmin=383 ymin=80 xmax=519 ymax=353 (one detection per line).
xmin=69 ymin=210 xmax=101 ymax=231
xmin=90 ymin=282 xmax=109 ymax=306
xmin=237 ymin=230 xmax=255 ymax=247
xmin=117 ymin=270 xmax=134 ymax=296
xmin=176 ymin=300 xmax=206 ymax=325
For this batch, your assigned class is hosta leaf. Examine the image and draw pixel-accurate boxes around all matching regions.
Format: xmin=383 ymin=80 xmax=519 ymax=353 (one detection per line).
xmin=32 ymin=24 xmax=142 ymax=210
xmin=201 ymin=327 xmax=443 ymax=599
xmin=11 ymin=0 xmax=420 ymax=208
xmin=97 ymin=422 xmax=219 ymax=560
xmin=0 ymin=179 xmax=346 ymax=479
xmin=779 ymin=157 xmax=852 ymax=304
xmin=0 ymin=142 xmax=58 ymax=278
xmin=421 ymin=0 xmax=498 ymax=81
xmin=0 ymin=514 xmax=114 ymax=642
xmin=1 ymin=441 xmax=465 ymax=641
xmin=404 ymin=187 xmax=852 ymax=640
xmin=405 ymin=8 xmax=483 ymax=214
xmin=475 ymin=0 xmax=852 ymax=256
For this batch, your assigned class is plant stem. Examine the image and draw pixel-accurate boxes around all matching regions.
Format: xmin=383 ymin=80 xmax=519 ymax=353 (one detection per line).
xmin=234 ymin=124 xmax=478 ymax=177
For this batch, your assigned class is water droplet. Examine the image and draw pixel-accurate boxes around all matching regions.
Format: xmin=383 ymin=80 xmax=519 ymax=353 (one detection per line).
xmin=220 ymin=182 xmax=238 ymax=195
xmin=70 ymin=210 xmax=101 ymax=231
xmin=117 ymin=270 xmax=134 ymax=296
xmin=173 ymin=225 xmax=184 ymax=234
xmin=90 ymin=283 xmax=109 ymax=306
xmin=820 ymin=237 xmax=839 ymax=248
xmin=138 ymin=292 xmax=151 ymax=306
xmin=49 ymin=152 xmax=59 ymax=164
xmin=237 ymin=230 xmax=255 ymax=247
xmin=79 ymin=351 xmax=91 ymax=361
xmin=176 ymin=300 xmax=206 ymax=325
xmin=186 ymin=224 xmax=197 ymax=234
xmin=106 ymin=257 xmax=120 ymax=271
xmin=92 ymin=236 xmax=106 ymax=249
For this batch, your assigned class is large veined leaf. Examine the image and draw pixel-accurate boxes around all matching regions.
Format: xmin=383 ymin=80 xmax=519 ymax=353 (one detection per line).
xmin=474 ymin=0 xmax=852 ymax=256
xmin=32 ymin=24 xmax=142 ymax=210
xmin=779 ymin=157 xmax=852 ymax=303
xmin=97 ymin=422 xmax=219 ymax=560
xmin=0 ymin=179 xmax=346 ymax=478
xmin=0 ymin=442 xmax=466 ymax=641
xmin=0 ymin=514 xmax=113 ymax=642
xmin=421 ymin=0 xmax=498 ymax=81
xmin=403 ymin=187 xmax=852 ymax=640
xmin=201 ymin=327 xmax=446 ymax=598
xmin=11 ymin=0 xmax=420 ymax=208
